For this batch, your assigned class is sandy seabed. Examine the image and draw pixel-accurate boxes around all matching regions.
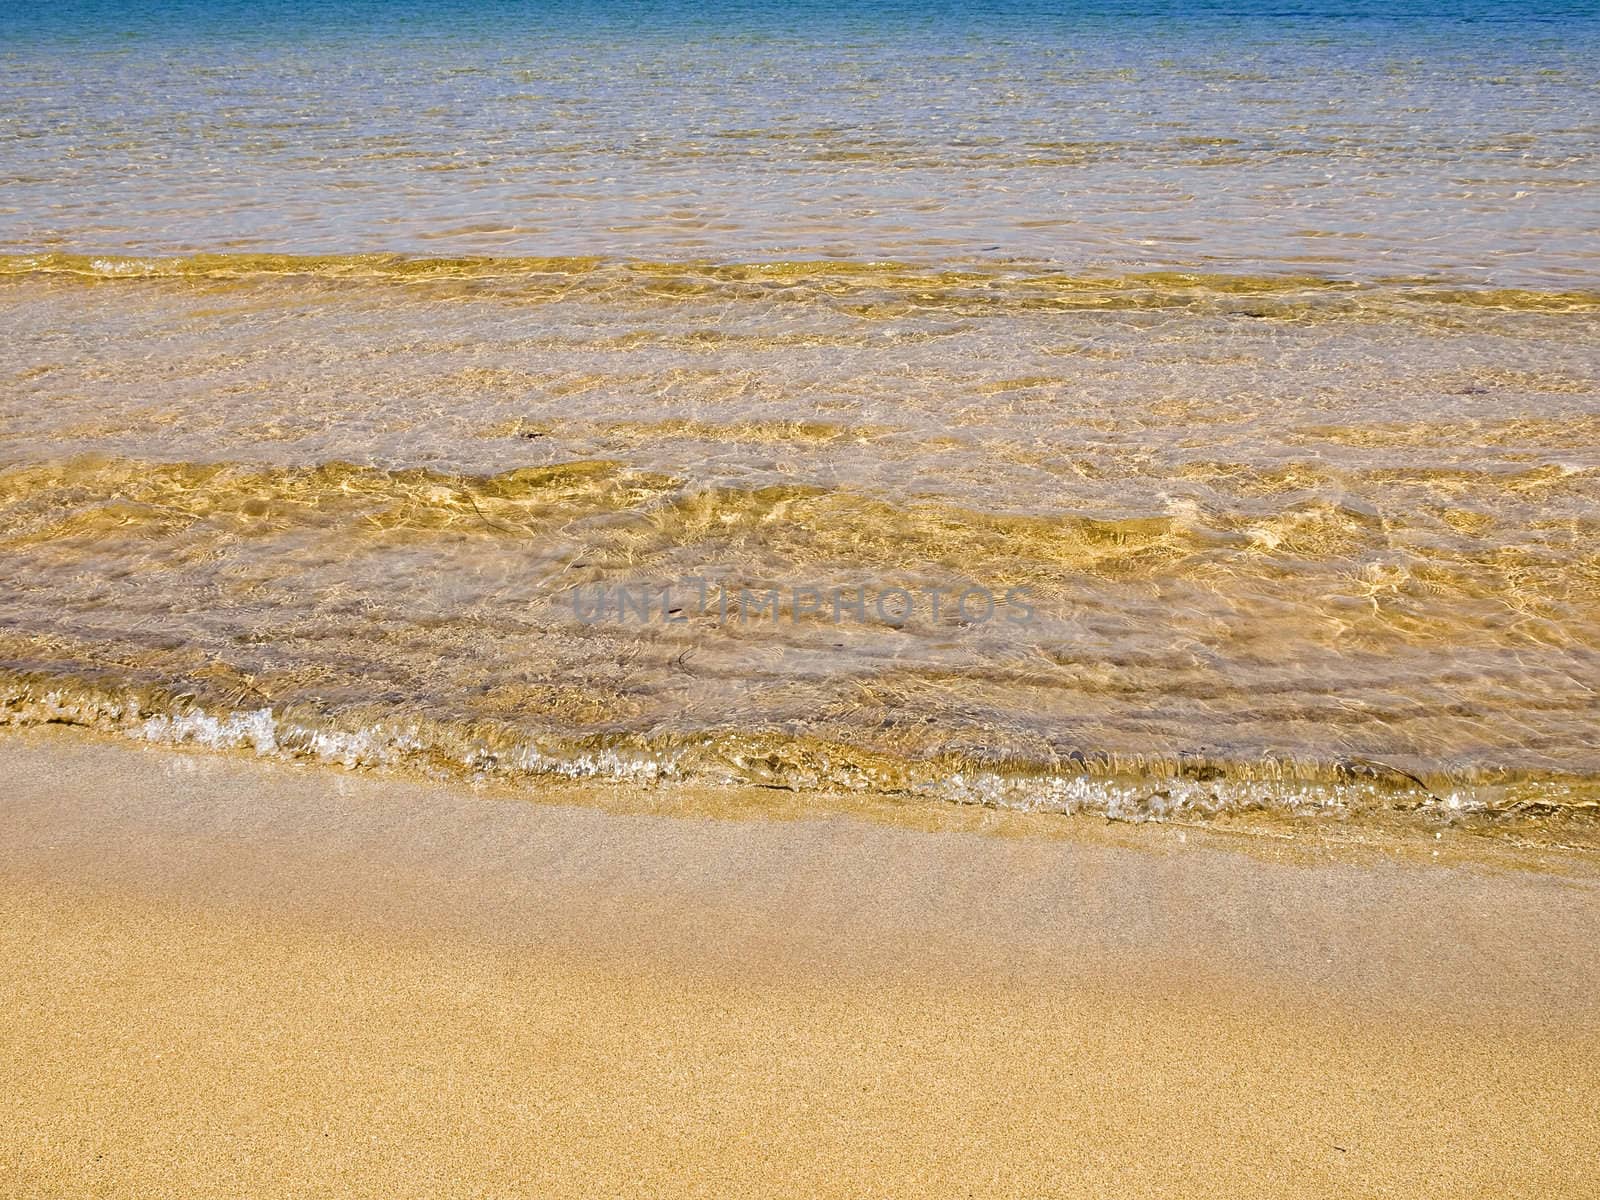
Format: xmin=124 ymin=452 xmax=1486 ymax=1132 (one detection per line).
xmin=2 ymin=726 xmax=1598 ymax=1198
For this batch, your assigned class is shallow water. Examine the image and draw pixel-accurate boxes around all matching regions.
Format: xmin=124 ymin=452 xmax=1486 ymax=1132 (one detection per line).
xmin=6 ymin=0 xmax=1600 ymax=281
xmin=1 ymin=3 xmax=1597 ymax=832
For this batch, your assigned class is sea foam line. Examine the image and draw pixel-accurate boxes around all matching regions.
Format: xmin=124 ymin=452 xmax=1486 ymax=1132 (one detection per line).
xmin=0 ymin=678 xmax=1506 ymax=826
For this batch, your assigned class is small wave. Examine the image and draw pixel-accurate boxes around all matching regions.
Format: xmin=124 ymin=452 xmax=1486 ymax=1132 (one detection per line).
xmin=3 ymin=671 xmax=1596 ymax=841
xmin=11 ymin=451 xmax=1518 ymax=617
xmin=4 ymin=253 xmax=1596 ymax=316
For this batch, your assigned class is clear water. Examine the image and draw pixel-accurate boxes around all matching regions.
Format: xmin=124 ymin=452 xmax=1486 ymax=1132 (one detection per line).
xmin=1 ymin=1 xmax=1597 ymax=832
xmin=4 ymin=1 xmax=1599 ymax=281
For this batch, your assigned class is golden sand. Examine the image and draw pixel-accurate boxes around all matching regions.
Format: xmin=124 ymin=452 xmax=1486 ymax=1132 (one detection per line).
xmin=3 ymin=727 xmax=1598 ymax=1197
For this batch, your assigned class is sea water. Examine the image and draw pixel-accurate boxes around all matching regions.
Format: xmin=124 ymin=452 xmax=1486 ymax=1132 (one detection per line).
xmin=1 ymin=1 xmax=1597 ymax=832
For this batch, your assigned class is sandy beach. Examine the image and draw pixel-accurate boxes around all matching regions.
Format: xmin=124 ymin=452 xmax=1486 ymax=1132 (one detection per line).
xmin=3 ymin=726 xmax=1597 ymax=1197
xmin=4 ymin=2 xmax=1598 ymax=1195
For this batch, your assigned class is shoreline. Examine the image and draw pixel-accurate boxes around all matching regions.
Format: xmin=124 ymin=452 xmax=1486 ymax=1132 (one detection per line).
xmin=4 ymin=725 xmax=1599 ymax=1196
xmin=7 ymin=673 xmax=1600 ymax=848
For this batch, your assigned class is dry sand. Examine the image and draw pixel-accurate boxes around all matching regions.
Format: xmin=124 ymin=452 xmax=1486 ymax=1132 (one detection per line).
xmin=2 ymin=726 xmax=1598 ymax=1197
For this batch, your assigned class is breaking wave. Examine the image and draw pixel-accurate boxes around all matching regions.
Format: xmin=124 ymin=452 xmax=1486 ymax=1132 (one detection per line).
xmin=3 ymin=671 xmax=1596 ymax=844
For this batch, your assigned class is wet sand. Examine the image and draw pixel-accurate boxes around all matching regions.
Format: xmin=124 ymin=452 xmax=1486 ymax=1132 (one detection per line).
xmin=3 ymin=726 xmax=1598 ymax=1197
